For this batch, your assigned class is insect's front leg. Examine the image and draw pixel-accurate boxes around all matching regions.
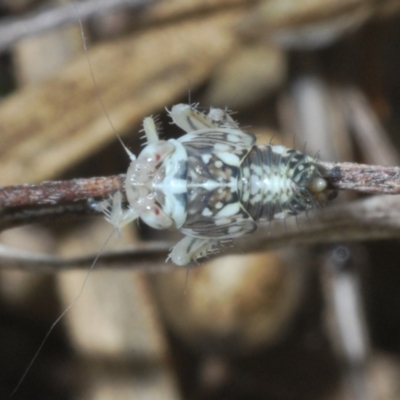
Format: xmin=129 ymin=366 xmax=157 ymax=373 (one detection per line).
xmin=142 ymin=116 xmax=160 ymax=144
xmin=95 ymin=191 xmax=139 ymax=234
xmin=168 ymin=103 xmax=239 ymax=132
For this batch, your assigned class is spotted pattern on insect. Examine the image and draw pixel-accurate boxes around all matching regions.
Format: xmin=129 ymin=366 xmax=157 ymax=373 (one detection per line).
xmin=98 ymin=104 xmax=329 ymax=265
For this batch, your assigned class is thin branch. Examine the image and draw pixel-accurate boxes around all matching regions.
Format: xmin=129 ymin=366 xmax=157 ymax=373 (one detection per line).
xmin=1 ymin=160 xmax=400 ymax=212
xmin=0 ymin=175 xmax=124 ymax=230
xmin=0 ymin=202 xmax=98 ymax=231
xmin=1 ymin=193 xmax=400 ymax=272
xmin=1 ymin=160 xmax=400 ymax=271
xmin=242 ymin=194 xmax=400 ymax=251
xmin=318 ymin=161 xmax=400 ymax=194
xmin=0 ymin=175 xmax=124 ymax=207
xmin=0 ymin=0 xmax=158 ymax=51
xmin=0 ymin=241 xmax=170 ymax=272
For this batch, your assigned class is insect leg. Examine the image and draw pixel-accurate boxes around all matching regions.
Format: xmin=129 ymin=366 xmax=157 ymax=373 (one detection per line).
xmin=168 ymin=103 xmax=238 ymax=132
xmin=95 ymin=191 xmax=139 ymax=234
xmin=142 ymin=116 xmax=160 ymax=144
xmin=207 ymin=107 xmax=239 ymax=129
xmin=168 ymin=236 xmax=220 ymax=266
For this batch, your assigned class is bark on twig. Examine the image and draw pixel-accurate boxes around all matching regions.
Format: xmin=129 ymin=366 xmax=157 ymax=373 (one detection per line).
xmin=1 ymin=160 xmax=399 ymax=212
xmin=0 ymin=175 xmax=124 ymax=230
xmin=0 ymin=242 xmax=170 ymax=272
xmin=318 ymin=161 xmax=400 ymax=194
xmin=1 ymin=193 xmax=400 ymax=272
xmin=0 ymin=175 xmax=124 ymax=207
xmin=1 ymin=160 xmax=400 ymax=271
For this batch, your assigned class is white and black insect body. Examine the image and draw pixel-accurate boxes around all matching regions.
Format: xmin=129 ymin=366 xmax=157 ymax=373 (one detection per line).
xmin=100 ymin=104 xmax=330 ymax=265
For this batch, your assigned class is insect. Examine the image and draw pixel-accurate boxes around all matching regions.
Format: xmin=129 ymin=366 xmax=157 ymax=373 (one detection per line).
xmin=98 ymin=103 xmax=331 ymax=265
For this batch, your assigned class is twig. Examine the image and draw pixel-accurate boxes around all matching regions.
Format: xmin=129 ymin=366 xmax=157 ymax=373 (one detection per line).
xmin=1 ymin=160 xmax=400 ymax=212
xmin=1 ymin=193 xmax=400 ymax=271
xmin=0 ymin=175 xmax=124 ymax=207
xmin=0 ymin=175 xmax=124 ymax=230
xmin=239 ymin=194 xmax=400 ymax=251
xmin=0 ymin=241 xmax=170 ymax=272
xmin=318 ymin=161 xmax=400 ymax=194
xmin=0 ymin=0 xmax=158 ymax=51
xmin=1 ymin=160 xmax=400 ymax=271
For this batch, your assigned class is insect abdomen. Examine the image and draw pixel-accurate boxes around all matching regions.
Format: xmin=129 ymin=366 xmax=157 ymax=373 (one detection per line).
xmin=239 ymin=145 xmax=323 ymax=222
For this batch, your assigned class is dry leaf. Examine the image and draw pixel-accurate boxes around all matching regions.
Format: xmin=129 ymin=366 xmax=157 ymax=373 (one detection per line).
xmin=0 ymin=10 xmax=242 ymax=184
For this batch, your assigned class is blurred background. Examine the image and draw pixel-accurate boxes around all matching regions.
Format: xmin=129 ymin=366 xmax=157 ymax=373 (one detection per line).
xmin=1 ymin=0 xmax=400 ymax=399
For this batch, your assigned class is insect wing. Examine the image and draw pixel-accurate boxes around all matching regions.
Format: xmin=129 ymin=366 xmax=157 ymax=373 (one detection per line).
xmin=178 ymin=127 xmax=256 ymax=160
xmin=182 ymin=207 xmax=257 ymax=240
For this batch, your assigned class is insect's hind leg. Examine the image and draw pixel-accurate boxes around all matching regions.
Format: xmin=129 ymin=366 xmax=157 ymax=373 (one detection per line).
xmin=168 ymin=103 xmax=239 ymax=132
xmin=207 ymin=107 xmax=239 ymax=129
xmin=168 ymin=236 xmax=221 ymax=266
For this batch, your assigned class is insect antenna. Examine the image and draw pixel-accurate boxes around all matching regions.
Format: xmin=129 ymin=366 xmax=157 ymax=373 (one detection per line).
xmin=11 ymin=228 xmax=117 ymax=396
xmin=13 ymin=2 xmax=133 ymax=393
xmin=73 ymin=1 xmax=135 ymax=161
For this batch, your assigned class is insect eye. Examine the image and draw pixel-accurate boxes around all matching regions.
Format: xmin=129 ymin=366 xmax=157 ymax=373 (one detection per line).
xmin=138 ymin=141 xmax=175 ymax=166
